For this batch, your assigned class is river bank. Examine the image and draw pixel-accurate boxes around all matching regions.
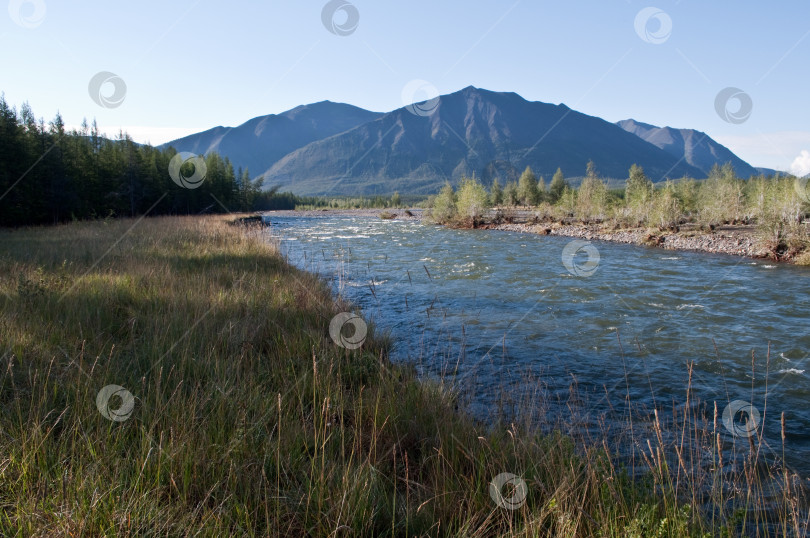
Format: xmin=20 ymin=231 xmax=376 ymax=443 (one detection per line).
xmin=265 ymin=208 xmax=796 ymax=262
xmin=487 ymin=221 xmax=771 ymax=258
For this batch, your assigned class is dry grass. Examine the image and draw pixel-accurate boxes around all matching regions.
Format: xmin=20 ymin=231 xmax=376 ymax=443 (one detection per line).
xmin=0 ymin=215 xmax=806 ymax=536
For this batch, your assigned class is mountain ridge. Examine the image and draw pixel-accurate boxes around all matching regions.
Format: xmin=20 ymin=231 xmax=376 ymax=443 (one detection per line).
xmin=162 ymin=86 xmax=761 ymax=196
xmin=159 ymin=101 xmax=383 ymax=176
xmin=263 ymin=86 xmax=704 ymax=195
xmin=616 ymin=119 xmax=757 ymax=178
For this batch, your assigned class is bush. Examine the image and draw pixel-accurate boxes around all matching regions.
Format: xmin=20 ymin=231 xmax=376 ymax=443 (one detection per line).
xmin=673 ymin=177 xmax=699 ymax=218
xmin=748 ymin=175 xmax=806 ymax=256
xmin=698 ymin=164 xmax=744 ymax=225
xmin=431 ymin=182 xmax=457 ymax=223
xmin=490 ymin=178 xmax=503 ymax=206
xmin=549 ymin=168 xmax=567 ymax=204
xmin=518 ymin=166 xmax=540 ymax=206
xmin=649 ymin=181 xmax=681 ymax=230
xmin=504 ymin=180 xmax=519 ymax=207
xmin=456 ymin=175 xmax=490 ymax=221
xmin=625 ymin=164 xmax=654 ymax=224
xmin=575 ymin=162 xmax=609 ymax=221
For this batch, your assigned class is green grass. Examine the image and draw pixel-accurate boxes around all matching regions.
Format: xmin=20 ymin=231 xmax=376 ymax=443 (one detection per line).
xmin=0 ymin=216 xmax=806 ymax=536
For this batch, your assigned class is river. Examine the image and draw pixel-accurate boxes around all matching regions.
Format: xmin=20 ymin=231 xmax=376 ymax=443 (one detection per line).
xmin=266 ymin=213 xmax=810 ymax=477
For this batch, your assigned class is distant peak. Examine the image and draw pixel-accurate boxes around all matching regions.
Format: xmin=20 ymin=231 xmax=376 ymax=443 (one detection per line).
xmin=281 ymin=99 xmax=376 ymax=119
xmin=448 ymin=85 xmax=484 ymax=98
xmin=618 ymin=118 xmax=660 ymax=130
xmin=286 ymin=100 xmax=335 ymax=112
xmin=306 ymin=100 xmax=338 ymax=107
xmin=447 ymin=85 xmax=530 ymax=104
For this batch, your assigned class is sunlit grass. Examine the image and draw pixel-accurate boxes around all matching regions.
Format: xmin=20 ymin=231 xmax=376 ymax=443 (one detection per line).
xmin=0 ymin=215 xmax=806 ymax=536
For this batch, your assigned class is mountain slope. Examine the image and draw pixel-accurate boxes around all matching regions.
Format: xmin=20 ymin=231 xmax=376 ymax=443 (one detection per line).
xmin=264 ymin=87 xmax=705 ymax=195
xmin=617 ymin=119 xmax=757 ymax=178
xmin=161 ymin=102 xmax=383 ymax=176
xmin=755 ymin=167 xmax=784 ymax=177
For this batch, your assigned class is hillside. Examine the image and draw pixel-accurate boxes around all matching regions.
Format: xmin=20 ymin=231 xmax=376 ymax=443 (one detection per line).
xmin=161 ymin=101 xmax=382 ymax=177
xmin=265 ymin=87 xmax=704 ymax=195
xmin=617 ymin=119 xmax=757 ymax=178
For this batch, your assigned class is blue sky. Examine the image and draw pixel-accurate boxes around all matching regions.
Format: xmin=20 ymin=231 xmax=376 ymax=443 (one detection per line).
xmin=2 ymin=0 xmax=809 ymax=173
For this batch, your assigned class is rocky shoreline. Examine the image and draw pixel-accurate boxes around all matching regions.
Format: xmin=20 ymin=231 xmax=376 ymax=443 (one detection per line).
xmin=486 ymin=221 xmax=773 ymax=259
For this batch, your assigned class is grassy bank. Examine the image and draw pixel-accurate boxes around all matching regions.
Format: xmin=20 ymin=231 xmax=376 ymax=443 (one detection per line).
xmin=0 ymin=216 xmax=805 ymax=536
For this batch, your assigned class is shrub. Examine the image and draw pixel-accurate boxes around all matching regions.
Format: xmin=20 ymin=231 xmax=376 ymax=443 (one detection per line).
xmin=575 ymin=161 xmax=609 ymax=221
xmin=698 ymin=164 xmax=744 ymax=225
xmin=649 ymin=181 xmax=681 ymax=230
xmin=504 ymin=180 xmax=519 ymax=207
xmin=431 ymin=182 xmax=457 ymax=223
xmin=518 ymin=166 xmax=540 ymax=206
xmin=625 ymin=164 xmax=654 ymax=224
xmin=549 ymin=168 xmax=567 ymax=204
xmin=490 ymin=178 xmax=503 ymax=206
xmin=456 ymin=175 xmax=490 ymax=221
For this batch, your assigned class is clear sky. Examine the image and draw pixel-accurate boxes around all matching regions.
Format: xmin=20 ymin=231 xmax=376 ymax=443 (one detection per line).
xmin=2 ymin=0 xmax=809 ymax=173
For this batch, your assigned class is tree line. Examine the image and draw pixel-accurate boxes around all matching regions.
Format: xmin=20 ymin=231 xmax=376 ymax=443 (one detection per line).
xmin=0 ymin=96 xmax=298 ymax=227
xmin=430 ymin=162 xmax=809 ymax=258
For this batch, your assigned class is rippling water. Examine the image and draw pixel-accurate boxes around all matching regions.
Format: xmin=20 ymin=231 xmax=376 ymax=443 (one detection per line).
xmin=267 ymin=214 xmax=810 ymax=475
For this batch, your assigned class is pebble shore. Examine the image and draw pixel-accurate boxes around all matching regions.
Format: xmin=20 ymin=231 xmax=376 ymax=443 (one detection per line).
xmin=489 ymin=222 xmax=771 ymax=259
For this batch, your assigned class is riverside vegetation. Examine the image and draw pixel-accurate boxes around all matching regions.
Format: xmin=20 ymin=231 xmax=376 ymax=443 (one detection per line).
xmin=0 ymin=96 xmax=313 ymax=226
xmin=1 ymin=216 xmax=808 ymax=536
xmin=429 ymin=163 xmax=810 ymax=264
xmin=0 ymin=95 xmax=414 ymax=226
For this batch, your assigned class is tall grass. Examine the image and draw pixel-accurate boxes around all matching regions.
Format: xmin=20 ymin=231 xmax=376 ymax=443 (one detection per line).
xmin=0 ymin=216 xmax=806 ymax=536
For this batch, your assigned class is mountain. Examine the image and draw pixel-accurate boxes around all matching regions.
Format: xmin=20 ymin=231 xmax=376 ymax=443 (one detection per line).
xmin=755 ymin=167 xmax=784 ymax=177
xmin=264 ymin=87 xmax=704 ymax=195
xmin=617 ymin=119 xmax=757 ymax=178
xmin=161 ymin=102 xmax=383 ymax=177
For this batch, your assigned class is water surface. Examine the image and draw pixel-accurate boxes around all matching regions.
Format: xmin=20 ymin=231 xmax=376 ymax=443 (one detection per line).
xmin=267 ymin=214 xmax=810 ymax=475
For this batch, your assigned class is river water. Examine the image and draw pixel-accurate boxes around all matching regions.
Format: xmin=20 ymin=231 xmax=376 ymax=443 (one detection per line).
xmin=266 ymin=214 xmax=810 ymax=476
